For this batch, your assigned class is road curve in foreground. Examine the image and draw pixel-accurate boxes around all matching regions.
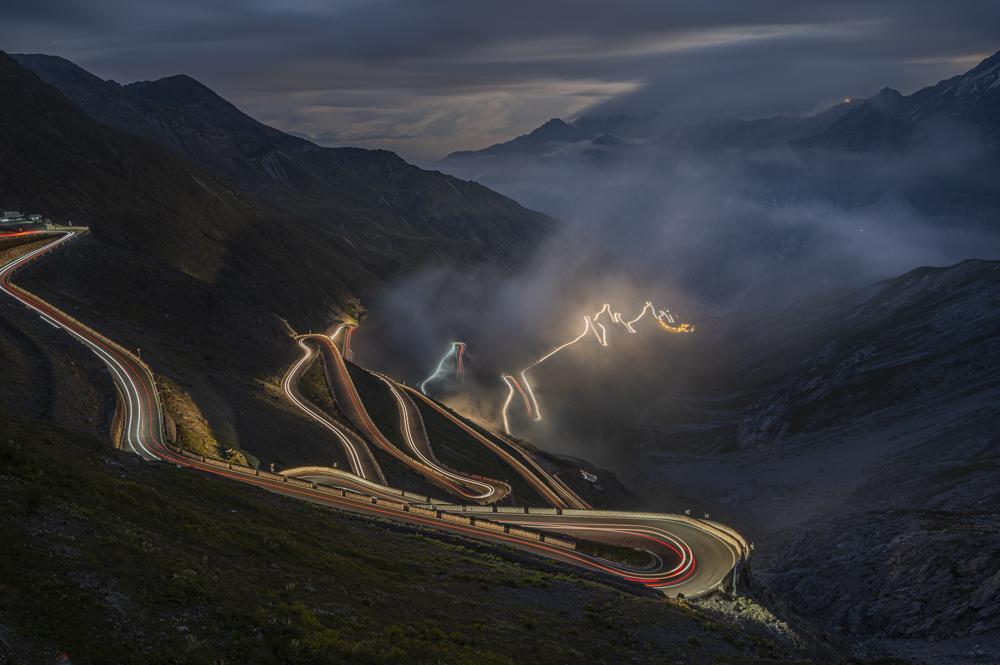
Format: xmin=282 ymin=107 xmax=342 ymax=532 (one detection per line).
xmin=490 ymin=513 xmax=736 ymax=594
xmin=282 ymin=338 xmax=386 ymax=483
xmin=1 ymin=232 xmax=747 ymax=598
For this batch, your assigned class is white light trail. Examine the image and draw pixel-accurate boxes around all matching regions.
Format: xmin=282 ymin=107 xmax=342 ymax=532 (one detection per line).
xmin=0 ymin=231 xmax=161 ymax=460
xmin=283 ymin=338 xmax=369 ymax=478
xmin=504 ymin=301 xmax=683 ymax=433
xmin=420 ymin=342 xmax=481 ymax=418
xmin=379 ymin=375 xmax=496 ymax=499
xmin=421 ymin=342 xmax=460 ymax=395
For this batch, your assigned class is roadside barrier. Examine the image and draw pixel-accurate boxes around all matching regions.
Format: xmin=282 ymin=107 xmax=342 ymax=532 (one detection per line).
xmin=541 ymin=535 xmax=576 ymax=550
xmin=507 ymin=526 xmax=541 ymax=541
xmin=472 ymin=519 xmax=507 ymax=533
xmin=440 ymin=513 xmax=472 ymax=525
xmin=408 ymin=506 xmax=437 ymax=517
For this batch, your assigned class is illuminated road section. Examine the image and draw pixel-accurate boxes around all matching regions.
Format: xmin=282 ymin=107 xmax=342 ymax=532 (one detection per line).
xmin=378 ymin=373 xmax=498 ymax=499
xmin=503 ymin=301 xmax=686 ymax=435
xmin=2 ymin=234 xmax=743 ymax=598
xmin=0 ymin=230 xmax=163 ymax=461
xmin=282 ymin=338 xmax=385 ymax=483
xmin=309 ymin=334 xmax=506 ymax=503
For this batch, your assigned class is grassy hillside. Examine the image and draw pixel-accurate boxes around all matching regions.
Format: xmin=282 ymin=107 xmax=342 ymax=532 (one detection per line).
xmin=0 ymin=411 xmax=809 ymax=665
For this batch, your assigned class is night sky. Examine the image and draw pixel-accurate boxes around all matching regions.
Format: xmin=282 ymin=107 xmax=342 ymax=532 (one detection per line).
xmin=2 ymin=1 xmax=999 ymax=163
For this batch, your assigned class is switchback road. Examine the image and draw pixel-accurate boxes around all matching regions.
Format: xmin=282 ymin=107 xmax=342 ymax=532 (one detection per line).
xmin=0 ymin=230 xmax=748 ymax=598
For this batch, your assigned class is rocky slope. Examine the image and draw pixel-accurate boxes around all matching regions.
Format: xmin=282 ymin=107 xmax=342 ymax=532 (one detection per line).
xmin=612 ymin=259 xmax=1000 ymax=646
xmin=757 ymin=511 xmax=1000 ymax=640
xmin=633 ymin=259 xmax=1000 ymax=523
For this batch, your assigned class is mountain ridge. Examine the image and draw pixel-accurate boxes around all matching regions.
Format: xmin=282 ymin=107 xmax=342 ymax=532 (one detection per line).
xmin=11 ymin=52 xmax=576 ymax=271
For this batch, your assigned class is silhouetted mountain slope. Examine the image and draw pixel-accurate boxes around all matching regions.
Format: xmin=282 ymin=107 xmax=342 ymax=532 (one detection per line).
xmin=804 ymin=51 xmax=1000 ymax=151
xmin=0 ymin=51 xmax=629 ymax=482
xmin=12 ymin=53 xmax=563 ymax=268
xmin=435 ymin=52 xmax=1000 ymax=312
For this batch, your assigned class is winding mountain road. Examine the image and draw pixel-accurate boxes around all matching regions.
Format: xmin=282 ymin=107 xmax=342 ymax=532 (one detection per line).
xmin=282 ymin=337 xmax=386 ymax=483
xmin=0 ymin=229 xmax=748 ymax=598
xmin=310 ymin=333 xmax=509 ymax=504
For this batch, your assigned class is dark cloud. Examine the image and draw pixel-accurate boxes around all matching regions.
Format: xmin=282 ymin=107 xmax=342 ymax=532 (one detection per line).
xmin=1 ymin=1 xmax=998 ymax=162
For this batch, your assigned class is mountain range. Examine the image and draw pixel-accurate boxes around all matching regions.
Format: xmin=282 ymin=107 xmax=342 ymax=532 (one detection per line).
xmin=0 ymin=50 xmax=630 ymax=490
xmin=11 ymin=53 xmax=576 ymax=276
xmin=435 ymin=51 xmax=1000 ymax=313
xmin=4 ymin=44 xmax=1000 ymax=660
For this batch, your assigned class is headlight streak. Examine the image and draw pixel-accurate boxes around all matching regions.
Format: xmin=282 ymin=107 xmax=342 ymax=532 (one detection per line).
xmin=421 ymin=342 xmax=482 ymax=418
xmin=329 ymin=324 xmax=356 ymax=359
xmin=625 ymin=302 xmax=654 ymax=331
xmin=502 ymin=301 xmax=690 ymax=435
xmin=0 ymin=231 xmax=161 ymax=461
xmin=420 ymin=342 xmax=459 ymax=395
xmin=405 ymin=382 xmax=571 ymax=508
xmin=282 ymin=338 xmax=372 ymax=481
xmin=454 ymin=343 xmax=481 ymax=419
xmin=378 ymin=374 xmax=496 ymax=499
xmin=317 ymin=334 xmax=499 ymax=502
xmin=490 ymin=518 xmax=699 ymax=588
xmin=501 ymin=376 xmax=516 ymax=435
xmin=4 ymin=232 xmax=743 ymax=596
xmin=343 ymin=325 xmax=354 ymax=360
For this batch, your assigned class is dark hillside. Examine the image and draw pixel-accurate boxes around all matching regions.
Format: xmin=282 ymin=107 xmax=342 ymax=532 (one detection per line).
xmin=12 ymin=53 xmax=566 ymax=270
xmin=0 ymin=51 xmax=631 ymax=475
xmin=0 ymin=412 xmax=815 ymax=664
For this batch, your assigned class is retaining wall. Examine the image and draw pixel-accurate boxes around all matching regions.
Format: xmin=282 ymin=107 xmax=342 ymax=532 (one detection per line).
xmin=440 ymin=513 xmax=472 ymax=525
